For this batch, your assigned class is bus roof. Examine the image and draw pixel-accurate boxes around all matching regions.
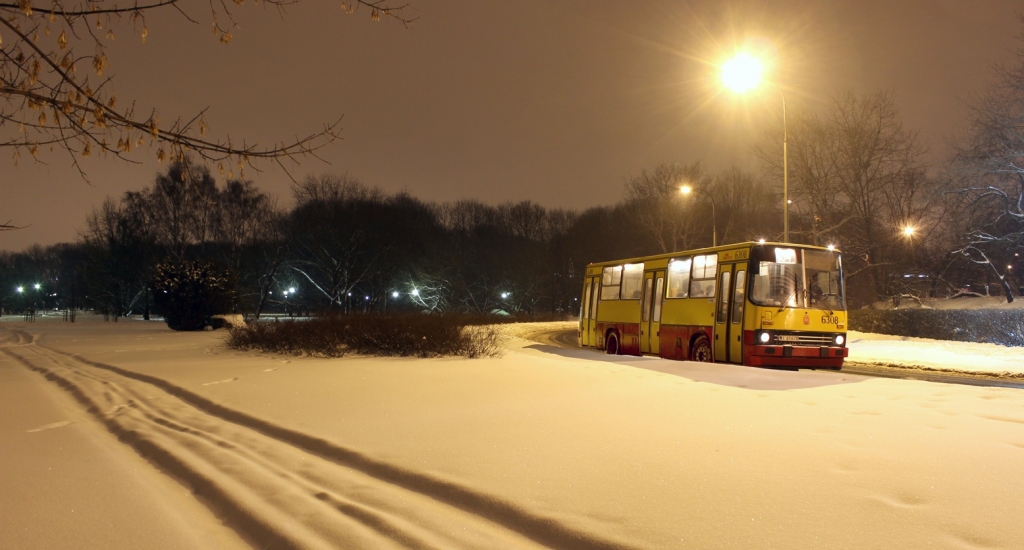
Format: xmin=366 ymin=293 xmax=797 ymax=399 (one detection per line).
xmin=586 ymin=241 xmax=840 ymax=267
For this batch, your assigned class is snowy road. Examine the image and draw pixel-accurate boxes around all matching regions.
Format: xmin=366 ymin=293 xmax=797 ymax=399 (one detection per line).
xmin=0 ymin=328 xmax=629 ymax=549
xmin=0 ymin=331 xmax=245 ymax=550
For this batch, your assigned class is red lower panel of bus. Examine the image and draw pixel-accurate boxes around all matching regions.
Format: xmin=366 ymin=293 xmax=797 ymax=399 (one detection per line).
xmin=658 ymin=325 xmax=712 ymax=361
xmin=742 ymin=331 xmax=847 ymax=368
xmin=595 ymin=322 xmax=642 ymax=355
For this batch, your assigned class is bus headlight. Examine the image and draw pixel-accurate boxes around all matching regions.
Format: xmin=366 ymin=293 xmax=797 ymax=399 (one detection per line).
xmin=758 ymin=331 xmax=772 ymax=344
xmin=835 ymin=334 xmax=845 ymax=346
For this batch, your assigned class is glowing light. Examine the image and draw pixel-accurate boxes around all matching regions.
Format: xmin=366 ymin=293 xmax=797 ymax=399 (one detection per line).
xmin=827 ymin=244 xmax=835 ymax=251
xmin=33 ymin=283 xmax=40 ymax=290
xmin=758 ymin=239 xmax=766 ymax=245
xmin=501 ymin=292 xmax=510 ymax=299
xmin=289 ymin=287 xmax=296 ymax=293
xmin=759 ymin=332 xmax=771 ymax=343
xmin=721 ymin=53 xmax=764 ymax=93
xmin=411 ymin=289 xmax=420 ymax=297
xmin=835 ymin=335 xmax=845 ymax=346
xmin=392 ymin=291 xmax=400 ymax=298
xmin=16 ymin=286 xmax=23 ymax=293
xmin=903 ymin=226 xmax=915 ymax=237
xmin=680 ymin=185 xmax=693 ymax=195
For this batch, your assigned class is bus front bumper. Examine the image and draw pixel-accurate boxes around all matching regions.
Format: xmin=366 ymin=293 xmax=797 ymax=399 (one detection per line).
xmin=746 ymin=344 xmax=847 ymax=367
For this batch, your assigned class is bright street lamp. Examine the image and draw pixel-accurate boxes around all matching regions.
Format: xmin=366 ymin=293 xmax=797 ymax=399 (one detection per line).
xmin=720 ymin=52 xmax=789 ymax=242
xmin=903 ymin=226 xmax=915 ymax=237
xmin=721 ymin=53 xmax=764 ymax=93
xmin=16 ymin=286 xmax=23 ymax=293
xmin=680 ymin=184 xmax=717 ymax=247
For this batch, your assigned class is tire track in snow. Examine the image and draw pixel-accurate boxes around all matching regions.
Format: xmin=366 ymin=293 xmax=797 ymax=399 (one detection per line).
xmin=0 ymin=333 xmax=636 ymax=550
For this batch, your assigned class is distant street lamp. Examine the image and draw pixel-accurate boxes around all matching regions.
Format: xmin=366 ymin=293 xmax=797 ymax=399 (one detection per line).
xmin=721 ymin=52 xmax=789 ymax=242
xmin=680 ymin=184 xmax=717 ymax=247
xmin=902 ymin=226 xmax=915 ymax=237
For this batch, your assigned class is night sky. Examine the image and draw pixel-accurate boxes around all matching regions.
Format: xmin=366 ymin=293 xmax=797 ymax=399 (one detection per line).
xmin=2 ymin=0 xmax=1020 ymax=251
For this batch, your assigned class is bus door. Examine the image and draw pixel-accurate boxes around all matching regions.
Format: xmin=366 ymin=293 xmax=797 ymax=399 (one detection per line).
xmin=639 ymin=271 xmax=664 ymax=353
xmin=713 ymin=263 xmax=745 ymax=363
xmin=581 ymin=276 xmax=599 ymax=347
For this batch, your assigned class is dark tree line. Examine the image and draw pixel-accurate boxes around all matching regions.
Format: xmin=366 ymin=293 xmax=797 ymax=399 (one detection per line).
xmin=6 ymin=27 xmax=1024 ymax=319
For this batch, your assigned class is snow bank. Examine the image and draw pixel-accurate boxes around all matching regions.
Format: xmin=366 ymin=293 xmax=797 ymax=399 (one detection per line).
xmin=847 ymin=330 xmax=1024 ymax=377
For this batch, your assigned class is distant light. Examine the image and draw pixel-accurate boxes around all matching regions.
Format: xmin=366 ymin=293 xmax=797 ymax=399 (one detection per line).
xmin=289 ymin=287 xmax=295 ymax=293
xmin=392 ymin=291 xmax=399 ymax=298
xmin=721 ymin=53 xmax=763 ymax=93
xmin=787 ymin=199 xmax=792 ymax=204
xmin=16 ymin=286 xmax=23 ymax=293
xmin=827 ymin=244 xmax=835 ymax=251
xmin=347 ymin=292 xmax=351 ymax=296
xmin=501 ymin=292 xmax=510 ymax=299
xmin=33 ymin=283 xmax=40 ymax=290
xmin=268 ymin=291 xmax=273 ymax=294
xmin=365 ymin=296 xmax=370 ymax=300
xmin=411 ymin=289 xmax=420 ymax=297
xmin=680 ymin=184 xmax=693 ymax=195
xmin=758 ymin=239 xmax=766 ymax=245
xmin=903 ymin=226 xmax=915 ymax=237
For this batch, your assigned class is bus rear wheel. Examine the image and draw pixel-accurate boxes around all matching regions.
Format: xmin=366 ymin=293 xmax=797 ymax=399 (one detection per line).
xmin=690 ymin=334 xmax=712 ymax=362
xmin=606 ymin=332 xmax=620 ymax=355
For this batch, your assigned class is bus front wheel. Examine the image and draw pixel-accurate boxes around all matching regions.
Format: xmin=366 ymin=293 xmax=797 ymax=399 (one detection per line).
xmin=606 ymin=332 xmax=620 ymax=355
xmin=690 ymin=334 xmax=712 ymax=362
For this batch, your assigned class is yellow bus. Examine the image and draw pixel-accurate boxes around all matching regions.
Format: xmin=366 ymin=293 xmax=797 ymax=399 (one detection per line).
xmin=578 ymin=242 xmax=848 ymax=368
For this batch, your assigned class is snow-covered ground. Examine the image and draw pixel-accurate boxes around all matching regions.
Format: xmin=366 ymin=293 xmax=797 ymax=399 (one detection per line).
xmin=847 ymin=330 xmax=1024 ymax=377
xmin=2 ymin=314 xmax=1023 ymax=548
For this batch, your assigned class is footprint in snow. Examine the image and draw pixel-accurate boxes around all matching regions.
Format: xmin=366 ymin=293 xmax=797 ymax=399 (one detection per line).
xmin=27 ymin=421 xmax=74 ymax=433
xmin=202 ymin=377 xmax=239 ymax=386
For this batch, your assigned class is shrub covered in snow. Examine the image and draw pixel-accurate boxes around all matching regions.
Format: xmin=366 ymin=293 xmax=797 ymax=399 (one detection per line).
xmin=849 ymin=309 xmax=1024 ymax=347
xmin=226 ymin=313 xmax=505 ymax=358
xmin=151 ymin=260 xmax=236 ymax=331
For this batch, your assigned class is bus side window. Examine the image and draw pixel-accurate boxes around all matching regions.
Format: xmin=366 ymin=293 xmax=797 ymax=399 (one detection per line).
xmin=601 ymin=266 xmax=623 ymax=300
xmin=621 ymin=263 xmax=644 ymax=300
xmin=689 ymin=254 xmax=718 ymax=298
xmin=666 ymin=258 xmax=691 ymax=298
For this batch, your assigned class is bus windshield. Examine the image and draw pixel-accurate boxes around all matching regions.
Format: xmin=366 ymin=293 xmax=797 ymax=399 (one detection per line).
xmin=749 ymin=247 xmax=845 ymax=311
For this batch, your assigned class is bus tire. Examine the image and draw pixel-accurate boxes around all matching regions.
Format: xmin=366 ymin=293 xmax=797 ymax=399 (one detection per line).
xmin=690 ymin=334 xmax=712 ymax=362
xmin=606 ymin=332 xmax=620 ymax=355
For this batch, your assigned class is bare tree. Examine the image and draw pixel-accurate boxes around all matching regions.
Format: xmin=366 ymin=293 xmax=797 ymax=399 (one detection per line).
xmin=624 ymin=162 xmax=710 ymax=253
xmin=756 ymin=90 xmax=932 ymax=304
xmin=1 ymin=0 xmax=412 ymax=180
xmin=948 ymin=24 xmax=1024 ymax=301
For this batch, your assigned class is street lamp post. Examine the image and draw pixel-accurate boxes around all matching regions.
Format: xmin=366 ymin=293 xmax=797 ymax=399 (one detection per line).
xmin=721 ymin=53 xmax=789 ymax=242
xmin=680 ymin=185 xmax=717 ymax=247
xmin=782 ymin=92 xmax=789 ymax=242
